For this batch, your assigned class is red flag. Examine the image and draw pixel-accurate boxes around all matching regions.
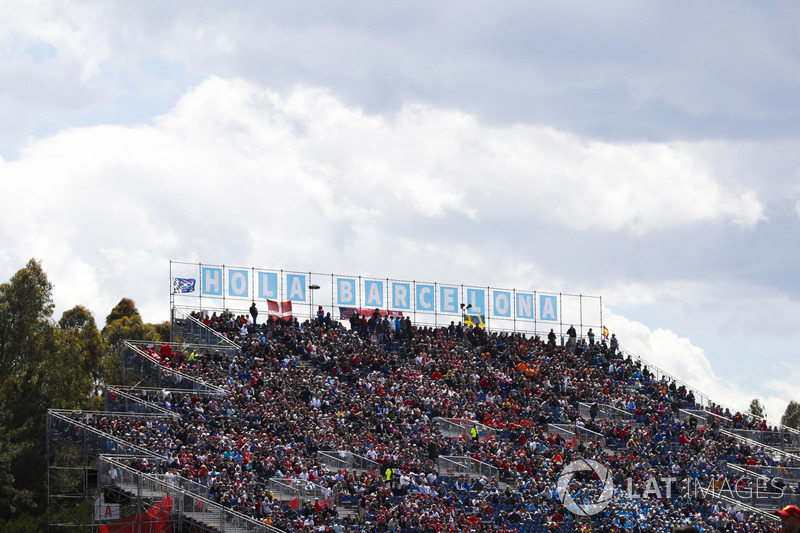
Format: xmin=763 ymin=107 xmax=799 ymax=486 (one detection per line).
xmin=99 ymin=495 xmax=172 ymax=532
xmin=287 ymin=497 xmax=299 ymax=510
xmin=267 ymin=300 xmax=293 ymax=321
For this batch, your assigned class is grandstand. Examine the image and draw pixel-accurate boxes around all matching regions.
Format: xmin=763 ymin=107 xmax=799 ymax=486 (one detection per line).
xmin=47 ymin=295 xmax=795 ymax=532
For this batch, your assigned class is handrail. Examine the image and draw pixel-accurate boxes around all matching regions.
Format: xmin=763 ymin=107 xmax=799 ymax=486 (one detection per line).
xmin=105 ymin=387 xmax=180 ymax=419
xmin=681 ymin=407 xmax=800 ymax=463
xmin=437 ymin=455 xmax=498 ymax=481
xmin=578 ymin=401 xmax=635 ymax=423
xmin=268 ymin=477 xmax=332 ymax=509
xmin=48 ymin=410 xmax=164 ymax=459
xmin=110 ymin=385 xmax=220 ymax=396
xmin=717 ymin=427 xmax=800 ymax=464
xmin=619 ymin=345 xmax=800 ymax=438
xmin=123 ymin=341 xmax=226 ymax=395
xmin=50 ymin=408 xmax=174 ymax=420
xmin=172 ymin=307 xmax=240 ymax=349
xmin=100 ymin=455 xmax=281 ymax=533
xmin=707 ymin=490 xmax=780 ymax=522
xmin=434 ymin=417 xmax=497 ymax=439
xmin=618 ymin=347 xmax=710 ymax=409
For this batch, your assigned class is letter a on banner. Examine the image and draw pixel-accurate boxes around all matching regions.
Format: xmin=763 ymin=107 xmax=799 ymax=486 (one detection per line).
xmin=286 ymin=274 xmax=306 ymax=302
xmin=364 ymin=280 xmax=383 ymax=308
xmin=539 ymin=295 xmax=558 ymax=321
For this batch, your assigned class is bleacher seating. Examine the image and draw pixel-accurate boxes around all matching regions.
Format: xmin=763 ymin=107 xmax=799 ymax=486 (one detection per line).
xmin=61 ymin=308 xmax=792 ymax=532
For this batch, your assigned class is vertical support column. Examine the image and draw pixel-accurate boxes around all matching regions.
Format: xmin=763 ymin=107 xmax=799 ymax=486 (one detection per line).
xmin=513 ymin=289 xmax=516 ymax=333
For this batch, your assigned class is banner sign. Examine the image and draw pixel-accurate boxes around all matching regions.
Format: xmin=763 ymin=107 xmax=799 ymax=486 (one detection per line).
xmin=170 ymin=263 xmax=601 ymax=327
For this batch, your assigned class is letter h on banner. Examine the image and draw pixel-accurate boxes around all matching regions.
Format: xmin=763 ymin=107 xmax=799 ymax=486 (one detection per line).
xmin=202 ymin=267 xmax=222 ymax=296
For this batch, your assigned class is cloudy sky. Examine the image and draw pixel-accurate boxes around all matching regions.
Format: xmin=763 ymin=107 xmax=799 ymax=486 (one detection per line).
xmin=1 ymin=1 xmax=799 ymax=419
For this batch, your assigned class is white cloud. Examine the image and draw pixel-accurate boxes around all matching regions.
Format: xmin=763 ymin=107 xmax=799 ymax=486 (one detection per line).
xmin=602 ymin=279 xmax=800 ymax=346
xmin=603 ymin=310 xmax=786 ymax=418
xmin=0 ymin=77 xmax=787 ymax=414
xmin=0 ymin=78 xmax=775 ymax=318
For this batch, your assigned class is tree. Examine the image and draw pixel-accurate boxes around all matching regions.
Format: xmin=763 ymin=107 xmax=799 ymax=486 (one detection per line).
xmin=0 ymin=259 xmax=54 ymax=384
xmin=105 ymin=298 xmax=139 ymax=326
xmin=100 ymin=314 xmax=162 ymax=386
xmin=58 ymin=306 xmax=106 ymax=390
xmin=0 ymin=260 xmax=99 ymax=520
xmin=782 ymin=401 xmax=800 ymax=430
xmin=747 ymin=398 xmax=766 ymax=421
xmin=153 ymin=321 xmax=170 ymax=342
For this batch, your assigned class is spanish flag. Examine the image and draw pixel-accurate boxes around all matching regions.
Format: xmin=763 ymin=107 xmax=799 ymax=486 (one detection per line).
xmin=603 ymin=326 xmax=609 ymax=339
xmin=464 ymin=314 xmax=486 ymax=329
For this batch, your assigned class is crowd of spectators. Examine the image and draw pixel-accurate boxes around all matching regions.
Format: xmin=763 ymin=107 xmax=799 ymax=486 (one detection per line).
xmin=71 ymin=309 xmax=795 ymax=533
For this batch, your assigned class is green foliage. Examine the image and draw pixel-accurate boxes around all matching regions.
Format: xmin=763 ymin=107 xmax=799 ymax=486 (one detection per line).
xmin=0 ymin=260 xmax=108 ymax=520
xmin=105 ymin=298 xmax=139 ymax=326
xmin=0 ymin=259 xmax=54 ymax=384
xmin=747 ymin=398 xmax=766 ymax=420
xmin=153 ymin=320 xmax=170 ymax=342
xmin=101 ymin=314 xmax=160 ymax=351
xmin=0 ymin=512 xmax=47 ymax=533
xmin=782 ymin=401 xmax=800 ymax=430
xmin=100 ymin=312 xmax=162 ymax=386
xmin=58 ymin=306 xmax=106 ymax=389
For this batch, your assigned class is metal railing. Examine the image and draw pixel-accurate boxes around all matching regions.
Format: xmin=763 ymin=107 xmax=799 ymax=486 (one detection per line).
xmin=578 ymin=402 xmax=635 ymax=424
xmin=104 ymin=387 xmax=180 ymax=418
xmin=740 ymin=464 xmax=800 ymax=484
xmin=350 ymin=453 xmax=381 ymax=474
xmin=435 ymin=417 xmax=497 ymax=440
xmin=172 ymin=307 xmax=241 ymax=350
xmin=618 ymin=347 xmax=709 ymax=409
xmin=724 ymin=428 xmax=800 ymax=451
xmin=267 ymin=477 xmax=331 ymax=507
xmin=696 ymin=485 xmax=780 ymax=522
xmin=316 ymin=451 xmax=351 ymax=472
xmin=436 ymin=456 xmax=498 ymax=482
xmin=48 ymin=410 xmax=165 ymax=459
xmin=99 ymin=455 xmax=280 ymax=532
xmin=717 ymin=427 xmax=800 ymax=465
xmin=122 ymin=341 xmax=227 ymax=394
xmin=546 ymin=423 xmax=607 ymax=448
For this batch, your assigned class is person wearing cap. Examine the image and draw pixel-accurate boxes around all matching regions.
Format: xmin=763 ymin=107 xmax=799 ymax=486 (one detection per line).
xmin=777 ymin=505 xmax=800 ymax=533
